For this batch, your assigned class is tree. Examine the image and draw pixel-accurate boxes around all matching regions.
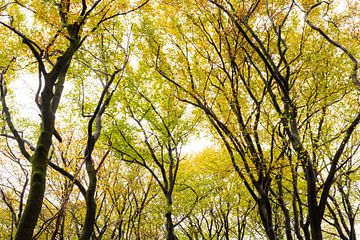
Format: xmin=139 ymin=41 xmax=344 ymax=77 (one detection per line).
xmin=178 ymin=147 xmax=257 ymax=239
xmin=139 ymin=0 xmax=360 ymax=239
xmin=0 ymin=0 xmax=360 ymax=239
xmin=110 ymin=68 xmax=199 ymax=239
xmin=0 ymin=0 xmax=148 ymax=238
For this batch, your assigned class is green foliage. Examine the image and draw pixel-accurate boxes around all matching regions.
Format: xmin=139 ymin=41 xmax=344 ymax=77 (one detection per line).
xmin=0 ymin=0 xmax=360 ymax=239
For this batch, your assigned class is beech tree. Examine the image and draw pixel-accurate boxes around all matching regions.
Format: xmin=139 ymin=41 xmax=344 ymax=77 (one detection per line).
xmin=109 ymin=69 xmax=200 ymax=239
xmin=0 ymin=0 xmax=148 ymax=239
xmin=0 ymin=0 xmax=359 ymax=239
xmin=178 ymin=147 xmax=257 ymax=239
xmin=139 ymin=0 xmax=360 ymax=239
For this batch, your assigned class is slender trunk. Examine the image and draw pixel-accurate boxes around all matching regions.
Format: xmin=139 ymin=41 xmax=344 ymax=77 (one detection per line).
xmin=79 ymin=172 xmax=97 ymax=240
xmin=276 ymin=178 xmax=293 ymax=240
xmin=303 ymin=222 xmax=311 ymax=240
xmin=15 ymin=76 xmax=56 ymax=239
xmin=350 ymin=220 xmax=356 ymax=240
xmin=166 ymin=211 xmax=177 ymax=240
xmin=310 ymin=222 xmax=322 ymax=240
xmin=306 ymin=165 xmax=322 ymax=240
xmin=291 ymin=164 xmax=304 ymax=240
xmin=258 ymin=196 xmax=277 ymax=240
xmin=287 ymin=102 xmax=322 ymax=240
xmin=222 ymin=207 xmax=230 ymax=240
xmin=79 ymin=146 xmax=97 ymax=240
xmin=15 ymin=121 xmax=54 ymax=239
xmin=51 ymin=211 xmax=64 ymax=240
xmin=165 ymin=194 xmax=177 ymax=240
xmin=13 ymin=27 xmax=79 ymax=238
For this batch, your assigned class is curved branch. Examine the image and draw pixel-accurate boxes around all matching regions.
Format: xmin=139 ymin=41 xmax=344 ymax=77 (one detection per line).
xmin=48 ymin=161 xmax=87 ymax=197
xmin=0 ymin=67 xmax=32 ymax=161
xmin=0 ymin=22 xmax=46 ymax=75
xmin=305 ymin=1 xmax=359 ymax=87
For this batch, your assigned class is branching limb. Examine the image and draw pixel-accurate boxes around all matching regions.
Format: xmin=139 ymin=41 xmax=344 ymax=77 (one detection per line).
xmin=0 ymin=63 xmax=32 ymax=161
xmin=305 ymin=1 xmax=360 ymax=87
xmin=0 ymin=22 xmax=46 ymax=75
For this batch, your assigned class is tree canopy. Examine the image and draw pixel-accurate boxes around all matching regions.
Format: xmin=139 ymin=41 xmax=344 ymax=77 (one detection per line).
xmin=0 ymin=0 xmax=360 ymax=239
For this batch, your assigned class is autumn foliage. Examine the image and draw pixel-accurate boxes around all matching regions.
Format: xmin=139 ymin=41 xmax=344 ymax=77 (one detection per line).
xmin=0 ymin=0 xmax=360 ymax=239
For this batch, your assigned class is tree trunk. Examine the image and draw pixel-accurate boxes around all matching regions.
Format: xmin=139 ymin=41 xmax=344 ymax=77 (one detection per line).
xmin=165 ymin=193 xmax=177 ymax=240
xmin=310 ymin=221 xmax=322 ymax=240
xmin=79 ymin=161 xmax=97 ymax=240
xmin=350 ymin=221 xmax=356 ymax=240
xmin=166 ymin=211 xmax=177 ymax=240
xmin=14 ymin=33 xmax=79 ymax=238
xmin=258 ymin=196 xmax=277 ymax=240
xmin=15 ymin=97 xmax=54 ymax=239
xmin=306 ymin=165 xmax=322 ymax=240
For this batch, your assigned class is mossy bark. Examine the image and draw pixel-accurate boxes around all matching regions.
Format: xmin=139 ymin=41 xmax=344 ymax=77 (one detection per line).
xmin=14 ymin=35 xmax=80 ymax=239
xmin=14 ymin=118 xmax=54 ymax=239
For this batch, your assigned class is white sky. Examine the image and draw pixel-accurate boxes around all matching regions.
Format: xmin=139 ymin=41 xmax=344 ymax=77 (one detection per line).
xmin=9 ymin=73 xmax=40 ymax=120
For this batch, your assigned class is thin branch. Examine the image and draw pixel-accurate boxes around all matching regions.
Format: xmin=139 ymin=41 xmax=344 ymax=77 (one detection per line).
xmin=305 ymin=1 xmax=359 ymax=87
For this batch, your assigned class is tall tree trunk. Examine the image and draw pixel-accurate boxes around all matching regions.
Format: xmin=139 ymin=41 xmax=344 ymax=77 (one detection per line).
xmin=350 ymin=221 xmax=356 ymax=240
xmin=166 ymin=194 xmax=177 ymax=240
xmin=258 ymin=196 xmax=277 ymax=240
xmin=80 ymin=79 xmax=115 ymax=239
xmin=15 ymin=81 xmax=56 ymax=239
xmin=166 ymin=211 xmax=177 ymax=240
xmin=14 ymin=33 xmax=80 ymax=239
xmin=79 ymin=155 xmax=97 ymax=240
xmin=14 ymin=129 xmax=53 ymax=239
xmin=310 ymin=221 xmax=322 ymax=240
xmin=306 ymin=165 xmax=322 ymax=240
xmin=276 ymin=175 xmax=293 ymax=240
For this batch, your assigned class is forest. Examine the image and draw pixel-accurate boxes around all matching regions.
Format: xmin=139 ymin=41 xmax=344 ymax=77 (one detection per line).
xmin=0 ymin=0 xmax=359 ymax=239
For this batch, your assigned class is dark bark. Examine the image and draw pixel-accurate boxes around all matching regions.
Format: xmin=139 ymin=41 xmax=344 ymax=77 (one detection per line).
xmin=205 ymin=2 xmax=360 ymax=240
xmin=79 ymin=65 xmax=125 ymax=240
xmin=275 ymin=174 xmax=293 ymax=240
xmin=14 ymin=131 xmax=52 ymax=239
xmin=13 ymin=31 xmax=81 ymax=240
xmin=166 ymin=211 xmax=177 ymax=240
xmin=79 ymin=149 xmax=97 ymax=240
xmin=113 ymin=86 xmax=183 ymax=240
xmin=1 ymin=0 xmax=143 ymax=236
xmin=257 ymin=196 xmax=277 ymax=240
